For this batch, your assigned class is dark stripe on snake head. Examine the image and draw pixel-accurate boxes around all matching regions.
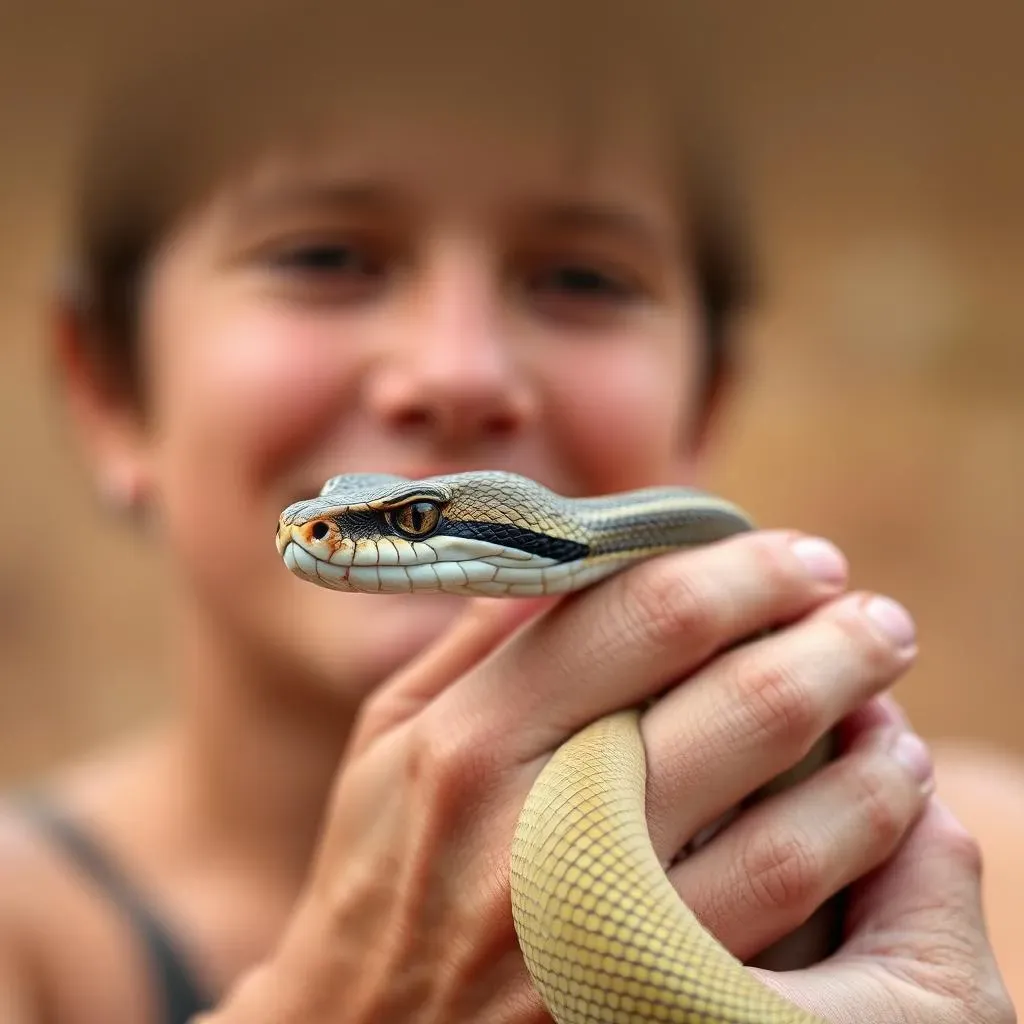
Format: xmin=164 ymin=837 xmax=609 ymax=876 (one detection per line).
xmin=439 ymin=517 xmax=590 ymax=563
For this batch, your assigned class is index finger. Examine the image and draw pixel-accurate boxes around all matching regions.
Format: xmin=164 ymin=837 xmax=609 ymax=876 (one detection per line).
xmin=352 ymin=595 xmax=556 ymax=751
xmin=430 ymin=529 xmax=848 ymax=763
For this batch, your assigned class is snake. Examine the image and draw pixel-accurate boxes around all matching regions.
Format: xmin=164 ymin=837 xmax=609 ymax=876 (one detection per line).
xmin=276 ymin=469 xmax=832 ymax=1024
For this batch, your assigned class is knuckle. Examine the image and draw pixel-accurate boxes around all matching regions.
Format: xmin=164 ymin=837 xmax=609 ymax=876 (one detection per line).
xmin=751 ymin=533 xmax=807 ymax=594
xmin=850 ymin=755 xmax=910 ymax=847
xmin=828 ymin=602 xmax=900 ymax=675
xmin=411 ymin=710 xmax=499 ymax=808
xmin=738 ymin=657 xmax=818 ymax=749
xmin=623 ymin=557 xmax=719 ymax=652
xmin=741 ymin=829 xmax=820 ymax=915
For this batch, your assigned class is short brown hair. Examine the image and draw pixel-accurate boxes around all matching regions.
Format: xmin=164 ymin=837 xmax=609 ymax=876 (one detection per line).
xmin=63 ymin=6 xmax=756 ymax=405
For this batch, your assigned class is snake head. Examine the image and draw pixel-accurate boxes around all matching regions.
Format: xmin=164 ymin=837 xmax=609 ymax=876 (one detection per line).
xmin=275 ymin=470 xmax=593 ymax=596
xmin=276 ymin=473 xmax=449 ymax=590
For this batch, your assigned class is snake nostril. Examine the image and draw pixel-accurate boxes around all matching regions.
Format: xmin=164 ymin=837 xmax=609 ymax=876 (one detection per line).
xmin=310 ymin=521 xmax=330 ymax=541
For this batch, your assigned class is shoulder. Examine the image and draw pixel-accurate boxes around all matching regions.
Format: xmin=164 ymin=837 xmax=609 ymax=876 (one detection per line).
xmin=0 ymin=805 xmax=55 ymax=1023
xmin=0 ymin=795 xmax=164 ymax=1024
xmin=0 ymin=803 xmax=54 ymax=936
xmin=0 ymin=798 xmax=101 ymax=967
xmin=933 ymin=741 xmax=1024 ymax=1010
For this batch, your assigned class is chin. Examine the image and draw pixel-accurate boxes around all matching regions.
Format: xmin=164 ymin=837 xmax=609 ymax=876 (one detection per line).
xmin=302 ymin=591 xmax=471 ymax=696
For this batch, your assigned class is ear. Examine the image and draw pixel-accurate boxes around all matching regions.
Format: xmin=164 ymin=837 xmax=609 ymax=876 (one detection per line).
xmin=51 ymin=300 xmax=155 ymax=514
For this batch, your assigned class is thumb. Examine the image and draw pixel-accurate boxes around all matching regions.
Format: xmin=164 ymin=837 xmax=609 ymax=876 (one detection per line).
xmin=840 ymin=796 xmax=989 ymax=970
xmin=351 ymin=595 xmax=557 ymax=751
xmin=758 ymin=796 xmax=1009 ymax=1023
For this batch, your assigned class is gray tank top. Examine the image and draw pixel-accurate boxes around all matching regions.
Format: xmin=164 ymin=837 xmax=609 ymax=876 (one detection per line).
xmin=15 ymin=795 xmax=210 ymax=1024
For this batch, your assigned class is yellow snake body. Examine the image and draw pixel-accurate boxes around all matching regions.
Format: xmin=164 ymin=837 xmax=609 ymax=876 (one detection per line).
xmin=277 ymin=470 xmax=829 ymax=1024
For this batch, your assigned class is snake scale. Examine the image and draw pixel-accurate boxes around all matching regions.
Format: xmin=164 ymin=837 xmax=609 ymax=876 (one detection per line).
xmin=277 ymin=470 xmax=830 ymax=1024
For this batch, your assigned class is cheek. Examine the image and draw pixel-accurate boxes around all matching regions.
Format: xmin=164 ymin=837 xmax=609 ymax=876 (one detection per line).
xmin=144 ymin=297 xmax=359 ymax=587
xmin=541 ymin=330 xmax=697 ymax=492
xmin=153 ymin=306 xmax=346 ymax=475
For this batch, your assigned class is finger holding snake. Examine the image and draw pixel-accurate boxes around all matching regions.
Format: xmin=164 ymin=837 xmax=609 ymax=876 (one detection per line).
xmin=229 ymin=471 xmax=937 ymax=1023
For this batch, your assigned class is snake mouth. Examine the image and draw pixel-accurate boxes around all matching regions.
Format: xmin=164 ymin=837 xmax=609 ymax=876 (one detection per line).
xmin=275 ymin=505 xmax=613 ymax=597
xmin=280 ymin=534 xmax=611 ymax=597
xmin=274 ymin=522 xmax=289 ymax=557
xmin=276 ymin=518 xmax=348 ymax=586
xmin=280 ymin=537 xmax=354 ymax=589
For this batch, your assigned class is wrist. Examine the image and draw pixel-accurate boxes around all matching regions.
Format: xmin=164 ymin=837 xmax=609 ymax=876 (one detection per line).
xmin=194 ymin=908 xmax=348 ymax=1024
xmin=192 ymin=961 xmax=311 ymax=1024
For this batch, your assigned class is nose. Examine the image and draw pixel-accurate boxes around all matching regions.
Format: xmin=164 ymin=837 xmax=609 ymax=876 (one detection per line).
xmin=367 ymin=246 xmax=535 ymax=447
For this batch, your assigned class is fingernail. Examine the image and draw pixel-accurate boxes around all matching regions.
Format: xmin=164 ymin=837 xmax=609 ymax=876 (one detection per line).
xmin=864 ymin=595 xmax=917 ymax=652
xmin=891 ymin=731 xmax=934 ymax=791
xmin=790 ymin=537 xmax=848 ymax=585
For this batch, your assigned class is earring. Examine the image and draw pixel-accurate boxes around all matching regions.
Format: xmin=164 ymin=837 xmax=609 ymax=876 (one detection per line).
xmin=97 ymin=465 xmax=149 ymax=523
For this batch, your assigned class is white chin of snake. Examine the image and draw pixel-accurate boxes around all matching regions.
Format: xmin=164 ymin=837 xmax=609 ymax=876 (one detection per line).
xmin=282 ymin=538 xmax=617 ymax=596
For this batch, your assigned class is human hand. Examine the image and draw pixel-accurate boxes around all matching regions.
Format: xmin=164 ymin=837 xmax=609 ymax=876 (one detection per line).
xmin=202 ymin=530 xmax=1013 ymax=1023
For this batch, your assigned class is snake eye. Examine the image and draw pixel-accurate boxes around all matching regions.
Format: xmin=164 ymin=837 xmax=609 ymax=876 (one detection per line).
xmin=390 ymin=500 xmax=441 ymax=538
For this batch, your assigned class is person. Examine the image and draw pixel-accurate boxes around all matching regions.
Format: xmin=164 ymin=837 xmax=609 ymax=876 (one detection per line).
xmin=0 ymin=6 xmax=1015 ymax=1023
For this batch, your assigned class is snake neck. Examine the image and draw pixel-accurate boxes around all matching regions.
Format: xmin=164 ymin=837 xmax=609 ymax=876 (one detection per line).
xmin=571 ymin=488 xmax=755 ymax=562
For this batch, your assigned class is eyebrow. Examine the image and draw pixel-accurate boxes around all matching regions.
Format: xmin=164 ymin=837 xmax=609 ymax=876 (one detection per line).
xmin=225 ymin=179 xmax=672 ymax=255
xmin=524 ymin=200 xmax=672 ymax=254
xmin=228 ymin=180 xmax=400 ymax=222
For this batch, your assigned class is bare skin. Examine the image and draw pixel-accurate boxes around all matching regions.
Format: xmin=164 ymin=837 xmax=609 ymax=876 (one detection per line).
xmin=934 ymin=744 xmax=1024 ymax=1012
xmin=0 ymin=82 xmax=1014 ymax=1024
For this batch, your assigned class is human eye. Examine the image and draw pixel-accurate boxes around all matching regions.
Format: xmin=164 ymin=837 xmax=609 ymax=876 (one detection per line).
xmin=253 ymin=232 xmax=396 ymax=304
xmin=268 ymin=240 xmax=381 ymax=275
xmin=531 ymin=262 xmax=636 ymax=299
xmin=519 ymin=252 xmax=647 ymax=323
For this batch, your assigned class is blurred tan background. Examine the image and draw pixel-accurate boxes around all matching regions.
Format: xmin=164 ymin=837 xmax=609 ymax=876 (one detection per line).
xmin=1 ymin=2 xmax=1022 ymax=785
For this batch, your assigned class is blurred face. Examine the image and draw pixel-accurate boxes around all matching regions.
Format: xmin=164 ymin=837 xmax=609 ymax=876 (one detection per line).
xmin=70 ymin=95 xmax=713 ymax=700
